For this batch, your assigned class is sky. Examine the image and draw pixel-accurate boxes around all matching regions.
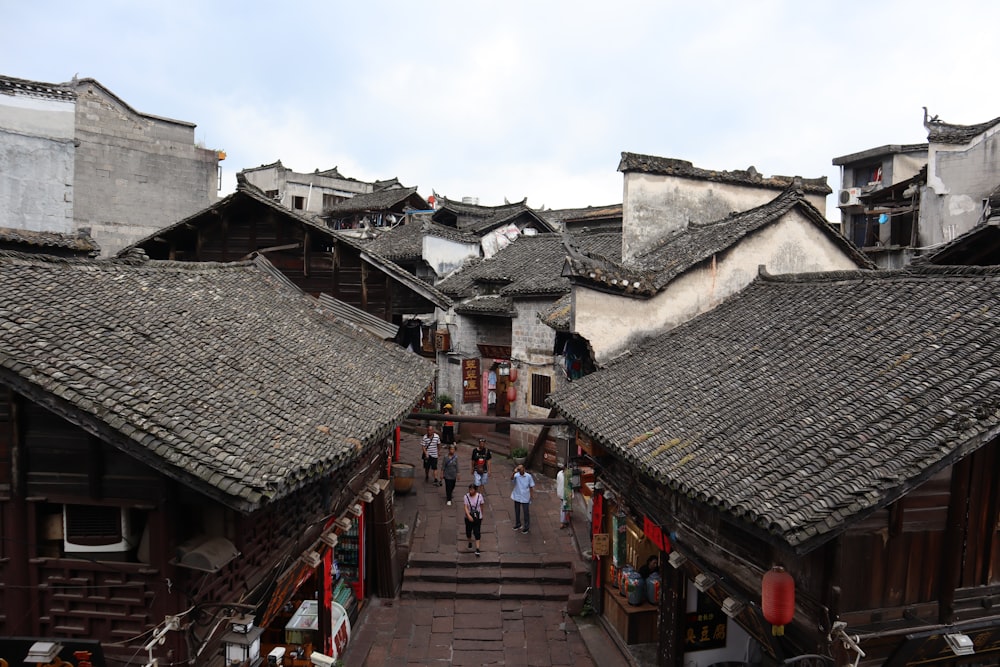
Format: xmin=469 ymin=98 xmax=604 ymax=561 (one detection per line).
xmin=6 ymin=0 xmax=1000 ymax=221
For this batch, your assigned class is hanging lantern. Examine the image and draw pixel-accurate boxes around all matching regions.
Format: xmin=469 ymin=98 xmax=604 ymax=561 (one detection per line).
xmin=507 ymin=384 xmax=517 ymax=402
xmin=509 ymin=366 xmax=519 ymax=382
xmin=761 ymin=566 xmax=795 ymax=636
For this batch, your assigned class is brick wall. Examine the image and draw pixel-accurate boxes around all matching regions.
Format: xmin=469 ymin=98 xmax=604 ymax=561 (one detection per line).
xmin=71 ymin=83 xmax=219 ymax=256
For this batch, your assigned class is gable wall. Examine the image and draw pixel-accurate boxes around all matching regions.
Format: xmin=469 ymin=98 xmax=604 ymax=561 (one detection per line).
xmin=0 ymin=92 xmax=75 ymax=233
xmin=575 ymin=212 xmax=861 ymax=364
xmin=622 ymin=171 xmax=828 ymax=262
xmin=71 ymin=82 xmax=219 ymax=257
xmin=922 ymin=126 xmax=1000 ymax=246
xmin=424 ymin=235 xmax=479 ymax=278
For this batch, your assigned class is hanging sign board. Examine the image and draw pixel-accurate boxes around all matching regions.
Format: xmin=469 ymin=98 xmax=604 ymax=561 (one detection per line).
xmin=592 ymin=533 xmax=610 ymax=556
xmin=462 ymin=358 xmax=481 ymax=403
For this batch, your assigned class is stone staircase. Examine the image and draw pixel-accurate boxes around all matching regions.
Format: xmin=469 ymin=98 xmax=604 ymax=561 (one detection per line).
xmin=401 ymin=551 xmax=577 ymax=600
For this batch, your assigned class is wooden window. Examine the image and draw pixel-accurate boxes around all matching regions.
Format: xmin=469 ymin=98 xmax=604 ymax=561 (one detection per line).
xmin=292 ymin=196 xmax=306 ymax=210
xmin=264 ymin=189 xmax=279 ymax=200
xmin=530 ymin=373 xmax=551 ymax=408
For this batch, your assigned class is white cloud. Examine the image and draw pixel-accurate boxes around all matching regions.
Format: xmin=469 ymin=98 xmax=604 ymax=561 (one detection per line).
xmin=6 ymin=0 xmax=1000 ymax=220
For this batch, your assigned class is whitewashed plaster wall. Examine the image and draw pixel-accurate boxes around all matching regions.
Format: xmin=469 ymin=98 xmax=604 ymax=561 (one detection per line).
xmin=622 ymin=172 xmax=828 ymax=262
xmin=575 ymin=212 xmax=860 ymax=364
xmin=922 ymin=125 xmax=1000 ymax=246
xmin=424 ymin=236 xmax=479 ymax=277
xmin=0 ymin=93 xmax=75 ymax=232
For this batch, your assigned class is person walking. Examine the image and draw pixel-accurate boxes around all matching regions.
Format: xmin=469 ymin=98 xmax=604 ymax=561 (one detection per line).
xmin=463 ymin=483 xmax=485 ymax=556
xmin=556 ymin=463 xmax=573 ymax=529
xmin=441 ymin=404 xmax=455 ymax=446
xmin=510 ymin=463 xmax=535 ymax=534
xmin=421 ymin=424 xmax=441 ymax=485
xmin=442 ymin=444 xmax=460 ymax=505
xmin=471 ymin=438 xmax=492 ymax=488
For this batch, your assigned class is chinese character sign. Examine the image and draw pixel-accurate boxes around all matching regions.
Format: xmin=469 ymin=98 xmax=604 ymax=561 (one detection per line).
xmin=462 ymin=358 xmax=481 ymax=403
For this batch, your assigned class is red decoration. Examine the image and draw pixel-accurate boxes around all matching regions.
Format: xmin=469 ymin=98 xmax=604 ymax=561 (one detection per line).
xmin=509 ymin=367 xmax=519 ymax=382
xmin=643 ymin=516 xmax=671 ymax=553
xmin=506 ymin=384 xmax=516 ymax=402
xmin=762 ymin=566 xmax=795 ymax=636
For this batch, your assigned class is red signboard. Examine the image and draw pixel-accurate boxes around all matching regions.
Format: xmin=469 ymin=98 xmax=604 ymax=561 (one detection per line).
xmin=462 ymin=358 xmax=481 ymax=403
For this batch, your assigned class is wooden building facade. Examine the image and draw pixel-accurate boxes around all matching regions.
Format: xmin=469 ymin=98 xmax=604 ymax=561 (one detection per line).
xmin=0 ymin=252 xmax=433 ymax=664
xmin=124 ymin=185 xmax=450 ymax=325
xmin=550 ymin=265 xmax=1000 ymax=667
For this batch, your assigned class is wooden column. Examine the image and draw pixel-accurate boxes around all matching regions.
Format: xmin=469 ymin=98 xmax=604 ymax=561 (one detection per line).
xmin=659 ymin=560 xmax=685 ymax=667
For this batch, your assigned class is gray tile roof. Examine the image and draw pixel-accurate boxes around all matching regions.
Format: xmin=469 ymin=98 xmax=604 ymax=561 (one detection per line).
xmin=433 ymin=198 xmax=558 ymax=234
xmin=565 ymin=187 xmax=871 ymax=296
xmin=0 ymin=251 xmax=434 ymax=512
xmin=363 ymin=219 xmax=478 ymax=262
xmin=0 ymin=226 xmax=100 ymax=255
xmin=322 ymin=186 xmax=427 ymax=215
xmin=539 ymin=293 xmax=572 ymax=331
xmin=0 ymin=74 xmax=76 ymax=101
xmin=454 ymin=295 xmax=515 ymax=317
xmin=538 ymin=204 xmax=623 ymax=229
xmin=121 ymin=185 xmax=452 ymax=310
xmin=549 ymin=264 xmax=1000 ymax=553
xmin=927 ymin=116 xmax=1000 ymax=145
xmin=436 ymin=231 xmax=623 ymax=300
xmin=619 ymin=152 xmax=832 ymax=195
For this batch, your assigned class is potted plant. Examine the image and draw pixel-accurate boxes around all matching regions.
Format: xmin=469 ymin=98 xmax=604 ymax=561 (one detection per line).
xmin=511 ymin=447 xmax=528 ymax=466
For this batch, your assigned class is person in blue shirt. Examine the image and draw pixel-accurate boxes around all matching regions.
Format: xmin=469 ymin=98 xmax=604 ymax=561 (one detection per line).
xmin=510 ymin=464 xmax=535 ymax=533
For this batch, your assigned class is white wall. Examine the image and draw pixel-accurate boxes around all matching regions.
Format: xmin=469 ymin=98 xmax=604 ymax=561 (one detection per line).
xmin=575 ymin=212 xmax=860 ymax=364
xmin=922 ymin=125 xmax=1000 ymax=246
xmin=623 ymin=172 xmax=827 ymax=262
xmin=424 ymin=236 xmax=479 ymax=277
xmin=0 ymin=94 xmax=75 ymax=232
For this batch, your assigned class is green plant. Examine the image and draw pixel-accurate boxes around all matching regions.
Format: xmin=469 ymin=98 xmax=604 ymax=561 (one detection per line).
xmin=510 ymin=447 xmax=528 ymax=459
xmin=436 ymin=393 xmax=454 ymax=409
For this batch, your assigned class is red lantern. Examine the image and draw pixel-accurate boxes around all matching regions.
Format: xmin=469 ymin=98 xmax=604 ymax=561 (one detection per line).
xmin=507 ymin=384 xmax=517 ymax=402
xmin=762 ymin=566 xmax=795 ymax=636
xmin=509 ymin=367 xmax=519 ymax=382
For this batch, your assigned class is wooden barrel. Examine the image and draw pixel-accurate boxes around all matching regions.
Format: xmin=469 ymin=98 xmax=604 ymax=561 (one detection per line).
xmin=392 ymin=462 xmax=416 ymax=494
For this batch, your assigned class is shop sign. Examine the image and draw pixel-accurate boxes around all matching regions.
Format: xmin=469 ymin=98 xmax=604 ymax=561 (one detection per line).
xmin=462 ymin=358 xmax=481 ymax=403
xmin=476 ymin=344 xmax=511 ymax=359
xmin=592 ymin=533 xmax=610 ymax=556
xmin=684 ymin=594 xmax=727 ymax=652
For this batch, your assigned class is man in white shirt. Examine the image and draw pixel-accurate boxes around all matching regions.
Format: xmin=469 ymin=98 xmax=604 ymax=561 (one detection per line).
xmin=421 ymin=424 xmax=441 ymax=485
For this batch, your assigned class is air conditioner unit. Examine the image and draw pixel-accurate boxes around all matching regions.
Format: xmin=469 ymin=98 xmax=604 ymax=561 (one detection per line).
xmin=63 ymin=505 xmax=139 ymax=553
xmin=838 ymin=187 xmax=863 ymax=207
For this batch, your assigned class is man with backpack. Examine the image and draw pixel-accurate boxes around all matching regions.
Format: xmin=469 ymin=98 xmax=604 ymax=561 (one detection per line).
xmin=471 ymin=438 xmax=492 ymax=488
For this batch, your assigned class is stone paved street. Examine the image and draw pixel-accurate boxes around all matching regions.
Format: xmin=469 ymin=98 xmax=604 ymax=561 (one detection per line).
xmin=341 ymin=431 xmax=632 ymax=666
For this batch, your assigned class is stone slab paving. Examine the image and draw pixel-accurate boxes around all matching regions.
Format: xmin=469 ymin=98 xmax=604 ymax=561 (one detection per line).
xmin=340 ymin=431 xmax=629 ymax=666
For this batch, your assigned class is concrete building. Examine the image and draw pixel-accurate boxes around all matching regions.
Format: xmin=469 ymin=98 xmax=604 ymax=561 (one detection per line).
xmin=0 ymin=74 xmax=221 ymax=256
xmin=833 ymin=109 xmax=1000 ymax=268
xmin=239 ymin=160 xmax=407 ymax=219
xmin=831 ymin=143 xmax=927 ymax=267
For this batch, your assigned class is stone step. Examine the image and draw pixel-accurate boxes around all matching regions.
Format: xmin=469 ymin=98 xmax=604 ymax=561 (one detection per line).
xmin=400 ymin=578 xmax=573 ymax=600
xmin=405 ymin=564 xmax=573 ymax=585
xmin=407 ymin=551 xmax=573 ymax=569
